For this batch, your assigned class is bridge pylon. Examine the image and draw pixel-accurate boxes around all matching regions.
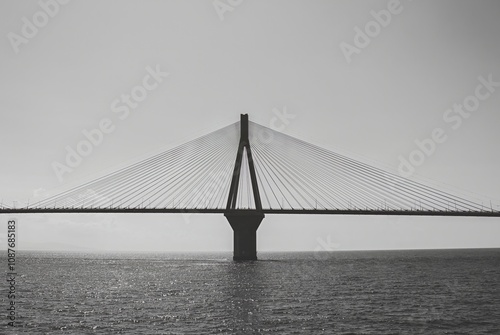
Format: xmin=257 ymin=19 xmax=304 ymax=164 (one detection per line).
xmin=224 ymin=114 xmax=264 ymax=261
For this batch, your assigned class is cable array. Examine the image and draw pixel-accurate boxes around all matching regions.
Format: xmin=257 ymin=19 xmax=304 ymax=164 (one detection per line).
xmin=30 ymin=119 xmax=489 ymax=212
xmin=249 ymin=121 xmax=485 ymax=211
xmin=32 ymin=123 xmax=239 ymax=210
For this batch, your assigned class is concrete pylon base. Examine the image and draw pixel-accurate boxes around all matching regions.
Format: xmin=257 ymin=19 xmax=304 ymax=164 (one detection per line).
xmin=224 ymin=211 xmax=264 ymax=261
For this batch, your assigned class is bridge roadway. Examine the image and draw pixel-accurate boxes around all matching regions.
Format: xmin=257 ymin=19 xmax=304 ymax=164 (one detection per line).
xmin=2 ymin=208 xmax=500 ymax=217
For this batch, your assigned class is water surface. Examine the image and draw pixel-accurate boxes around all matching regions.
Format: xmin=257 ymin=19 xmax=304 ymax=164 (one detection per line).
xmin=2 ymin=249 xmax=500 ymax=334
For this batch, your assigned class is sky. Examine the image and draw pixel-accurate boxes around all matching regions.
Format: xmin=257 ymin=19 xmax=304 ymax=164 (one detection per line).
xmin=0 ymin=0 xmax=499 ymax=252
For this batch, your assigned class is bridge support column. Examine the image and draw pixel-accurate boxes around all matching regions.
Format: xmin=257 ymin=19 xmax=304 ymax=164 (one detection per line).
xmin=225 ymin=211 xmax=264 ymax=261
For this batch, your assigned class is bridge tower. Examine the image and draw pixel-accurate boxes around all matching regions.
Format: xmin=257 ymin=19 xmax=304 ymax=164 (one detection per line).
xmin=225 ymin=114 xmax=264 ymax=261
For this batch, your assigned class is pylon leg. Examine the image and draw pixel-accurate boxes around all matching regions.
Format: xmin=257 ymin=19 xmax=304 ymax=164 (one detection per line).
xmin=225 ymin=211 xmax=264 ymax=261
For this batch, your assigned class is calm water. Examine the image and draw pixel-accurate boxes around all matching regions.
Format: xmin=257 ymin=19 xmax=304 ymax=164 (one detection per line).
xmin=2 ymin=249 xmax=500 ymax=334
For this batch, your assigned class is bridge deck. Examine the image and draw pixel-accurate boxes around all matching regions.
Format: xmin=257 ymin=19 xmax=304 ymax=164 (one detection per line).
xmin=1 ymin=208 xmax=499 ymax=217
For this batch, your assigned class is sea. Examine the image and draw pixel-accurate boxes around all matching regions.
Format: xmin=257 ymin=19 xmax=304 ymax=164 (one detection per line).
xmin=2 ymin=249 xmax=499 ymax=334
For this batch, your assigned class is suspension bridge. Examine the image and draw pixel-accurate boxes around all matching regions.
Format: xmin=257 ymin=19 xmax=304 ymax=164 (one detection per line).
xmin=1 ymin=114 xmax=499 ymax=260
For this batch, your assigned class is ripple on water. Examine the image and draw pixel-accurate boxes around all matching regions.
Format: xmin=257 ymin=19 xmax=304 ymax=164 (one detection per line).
xmin=1 ymin=249 xmax=499 ymax=334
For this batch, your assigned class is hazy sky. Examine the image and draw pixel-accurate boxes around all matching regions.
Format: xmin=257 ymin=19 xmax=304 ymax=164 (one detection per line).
xmin=1 ymin=0 xmax=499 ymax=252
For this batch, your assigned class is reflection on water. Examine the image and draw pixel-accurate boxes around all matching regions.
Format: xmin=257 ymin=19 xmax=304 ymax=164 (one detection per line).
xmin=2 ymin=249 xmax=500 ymax=334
